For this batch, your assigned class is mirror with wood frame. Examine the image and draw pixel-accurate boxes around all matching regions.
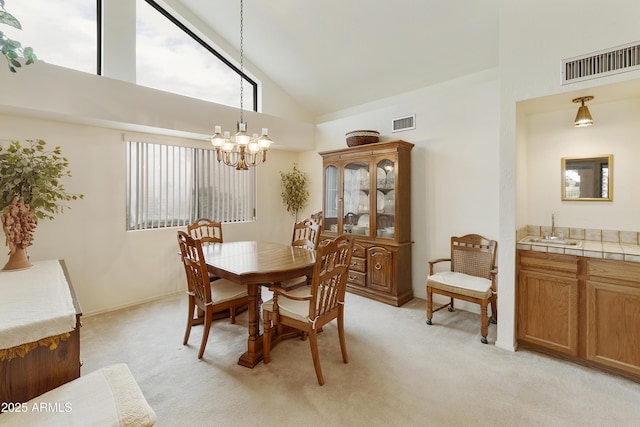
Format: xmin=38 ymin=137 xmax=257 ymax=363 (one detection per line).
xmin=561 ymin=154 xmax=612 ymax=201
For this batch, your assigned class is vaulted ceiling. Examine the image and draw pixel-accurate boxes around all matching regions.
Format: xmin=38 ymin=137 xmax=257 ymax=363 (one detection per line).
xmin=177 ymin=0 xmax=499 ymax=117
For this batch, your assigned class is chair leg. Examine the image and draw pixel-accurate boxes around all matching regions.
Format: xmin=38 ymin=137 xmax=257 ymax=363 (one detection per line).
xmin=229 ymin=307 xmax=236 ymax=324
xmin=480 ymin=300 xmax=489 ymax=344
xmin=198 ymin=307 xmax=213 ymax=359
xmin=426 ymin=286 xmax=433 ymax=325
xmin=309 ymin=329 xmax=325 ymax=386
xmin=338 ymin=311 xmax=349 ymax=364
xmin=263 ymin=312 xmax=273 ymax=364
xmin=183 ymin=297 xmax=195 ymax=345
xmin=490 ymin=295 xmax=497 ymax=324
xmin=448 ymin=297 xmax=455 ymax=312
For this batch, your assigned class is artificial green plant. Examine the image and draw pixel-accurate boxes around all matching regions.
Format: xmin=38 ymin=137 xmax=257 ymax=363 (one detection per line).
xmin=0 ymin=139 xmax=83 ymax=220
xmin=279 ymin=163 xmax=309 ymax=221
xmin=0 ymin=0 xmax=37 ymax=72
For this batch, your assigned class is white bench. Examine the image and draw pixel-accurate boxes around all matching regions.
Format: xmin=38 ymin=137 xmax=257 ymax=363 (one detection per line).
xmin=0 ymin=364 xmax=156 ymax=426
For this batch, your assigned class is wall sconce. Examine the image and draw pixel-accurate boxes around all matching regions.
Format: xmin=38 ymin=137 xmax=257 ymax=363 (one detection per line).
xmin=572 ymin=96 xmax=594 ymax=127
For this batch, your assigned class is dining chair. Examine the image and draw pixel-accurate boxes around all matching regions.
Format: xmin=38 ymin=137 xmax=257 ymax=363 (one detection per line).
xmin=425 ymin=234 xmax=498 ymax=344
xmin=262 ymin=234 xmax=355 ymax=385
xmin=187 ymin=218 xmax=223 ymax=244
xmin=177 ymin=231 xmax=248 ymax=359
xmin=187 ymin=218 xmax=223 ymax=281
xmin=277 ymin=218 xmax=321 ymax=291
xmin=310 ymin=211 xmax=323 ymax=232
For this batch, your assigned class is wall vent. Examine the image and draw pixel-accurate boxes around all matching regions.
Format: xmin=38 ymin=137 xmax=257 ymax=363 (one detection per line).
xmin=392 ymin=115 xmax=415 ymax=132
xmin=562 ymin=41 xmax=640 ymax=85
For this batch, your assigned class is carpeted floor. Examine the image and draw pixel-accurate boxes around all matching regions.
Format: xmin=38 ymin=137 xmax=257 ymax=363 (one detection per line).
xmin=80 ymin=290 xmax=640 ymax=427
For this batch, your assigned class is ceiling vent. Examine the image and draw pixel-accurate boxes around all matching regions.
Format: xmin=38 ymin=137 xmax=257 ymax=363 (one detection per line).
xmin=392 ymin=115 xmax=415 ymax=132
xmin=562 ymin=41 xmax=640 ymax=85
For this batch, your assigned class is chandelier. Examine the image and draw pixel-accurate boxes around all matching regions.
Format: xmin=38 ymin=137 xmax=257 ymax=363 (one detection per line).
xmin=210 ymin=0 xmax=273 ymax=170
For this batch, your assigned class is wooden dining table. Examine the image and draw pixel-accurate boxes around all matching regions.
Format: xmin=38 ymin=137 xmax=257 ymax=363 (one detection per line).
xmin=201 ymin=241 xmax=316 ymax=368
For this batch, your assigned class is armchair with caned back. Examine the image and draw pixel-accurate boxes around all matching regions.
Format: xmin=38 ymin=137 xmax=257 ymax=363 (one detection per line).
xmin=426 ymin=234 xmax=498 ymax=344
xmin=262 ymin=234 xmax=355 ymax=385
xmin=177 ymin=231 xmax=248 ymax=359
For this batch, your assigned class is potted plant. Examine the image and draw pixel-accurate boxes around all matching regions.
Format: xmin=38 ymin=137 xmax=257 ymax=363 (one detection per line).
xmin=0 ymin=140 xmax=83 ymax=270
xmin=279 ymin=163 xmax=309 ymax=221
xmin=0 ymin=0 xmax=38 ymax=72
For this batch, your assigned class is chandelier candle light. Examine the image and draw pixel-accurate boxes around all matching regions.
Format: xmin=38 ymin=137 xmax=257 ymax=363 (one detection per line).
xmin=211 ymin=0 xmax=273 ymax=170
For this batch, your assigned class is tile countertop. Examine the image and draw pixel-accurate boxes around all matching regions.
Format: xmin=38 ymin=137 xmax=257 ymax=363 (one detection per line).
xmin=517 ymin=225 xmax=640 ymax=263
xmin=517 ymin=236 xmax=640 ymax=263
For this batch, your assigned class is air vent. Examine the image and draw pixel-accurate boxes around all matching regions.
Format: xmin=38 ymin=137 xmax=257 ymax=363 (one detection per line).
xmin=562 ymin=41 xmax=640 ymax=84
xmin=392 ymin=115 xmax=415 ymax=132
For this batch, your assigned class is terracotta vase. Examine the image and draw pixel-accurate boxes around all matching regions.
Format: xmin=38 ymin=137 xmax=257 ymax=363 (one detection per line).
xmin=2 ymin=247 xmax=32 ymax=271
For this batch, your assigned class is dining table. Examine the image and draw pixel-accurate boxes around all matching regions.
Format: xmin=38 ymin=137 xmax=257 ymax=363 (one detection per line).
xmin=201 ymin=240 xmax=316 ymax=368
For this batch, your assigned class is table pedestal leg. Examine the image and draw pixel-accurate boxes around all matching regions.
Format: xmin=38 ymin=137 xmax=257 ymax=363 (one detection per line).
xmin=238 ymin=283 xmax=263 ymax=368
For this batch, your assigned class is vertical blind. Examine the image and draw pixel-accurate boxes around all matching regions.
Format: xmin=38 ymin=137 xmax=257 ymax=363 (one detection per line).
xmin=126 ymin=140 xmax=256 ymax=230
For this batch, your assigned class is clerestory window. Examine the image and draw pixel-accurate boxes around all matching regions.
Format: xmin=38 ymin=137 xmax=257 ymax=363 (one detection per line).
xmin=136 ymin=0 xmax=258 ymax=110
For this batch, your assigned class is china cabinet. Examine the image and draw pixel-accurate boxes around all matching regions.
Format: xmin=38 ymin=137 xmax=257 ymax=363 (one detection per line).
xmin=319 ymin=140 xmax=413 ymax=306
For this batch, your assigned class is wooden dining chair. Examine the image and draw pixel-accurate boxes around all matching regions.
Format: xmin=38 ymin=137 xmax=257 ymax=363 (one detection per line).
xmin=277 ymin=218 xmax=321 ymax=291
xmin=262 ymin=234 xmax=355 ymax=385
xmin=426 ymin=234 xmax=498 ymax=344
xmin=310 ymin=211 xmax=323 ymax=232
xmin=187 ymin=218 xmax=223 ymax=244
xmin=177 ymin=231 xmax=248 ymax=359
xmin=187 ymin=218 xmax=223 ymax=281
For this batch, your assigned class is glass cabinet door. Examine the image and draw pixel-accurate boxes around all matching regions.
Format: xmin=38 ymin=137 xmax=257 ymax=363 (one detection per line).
xmin=343 ymin=161 xmax=369 ymax=236
xmin=324 ymin=165 xmax=338 ymax=233
xmin=376 ymin=158 xmax=395 ymax=238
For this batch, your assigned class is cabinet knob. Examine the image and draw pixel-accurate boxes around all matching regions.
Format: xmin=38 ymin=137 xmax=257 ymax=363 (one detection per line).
xmin=375 ymin=263 xmax=382 ymax=270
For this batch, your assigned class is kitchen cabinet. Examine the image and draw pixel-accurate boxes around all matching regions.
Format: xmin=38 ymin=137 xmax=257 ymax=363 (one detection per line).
xmin=585 ymin=259 xmax=640 ymax=377
xmin=319 ymin=140 xmax=413 ymax=306
xmin=517 ymin=250 xmax=640 ymax=382
xmin=517 ymin=251 xmax=579 ymax=356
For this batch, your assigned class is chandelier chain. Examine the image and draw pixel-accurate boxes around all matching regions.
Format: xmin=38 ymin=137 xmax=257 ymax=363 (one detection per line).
xmin=239 ymin=0 xmax=244 ymax=124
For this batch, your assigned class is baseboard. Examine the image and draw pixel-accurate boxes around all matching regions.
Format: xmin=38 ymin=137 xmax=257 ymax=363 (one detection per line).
xmin=82 ymin=290 xmax=183 ymax=318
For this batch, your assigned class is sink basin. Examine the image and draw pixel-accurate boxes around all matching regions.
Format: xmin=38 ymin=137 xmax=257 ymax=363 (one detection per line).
xmin=521 ymin=236 xmax=582 ymax=247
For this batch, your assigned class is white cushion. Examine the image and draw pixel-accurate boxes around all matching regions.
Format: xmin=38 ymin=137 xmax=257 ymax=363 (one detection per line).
xmin=263 ymin=287 xmax=312 ymax=324
xmin=210 ymin=278 xmax=248 ymax=304
xmin=279 ymin=276 xmax=308 ymax=289
xmin=427 ymin=271 xmax=492 ymax=299
xmin=0 ymin=363 xmax=156 ymax=426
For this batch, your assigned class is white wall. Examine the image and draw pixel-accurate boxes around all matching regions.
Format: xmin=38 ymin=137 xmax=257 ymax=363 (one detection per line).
xmin=304 ymin=70 xmax=500 ymax=302
xmin=499 ymin=0 xmax=640 ymax=350
xmin=524 ymin=97 xmax=640 ymax=230
xmin=0 ymin=113 xmax=301 ymax=315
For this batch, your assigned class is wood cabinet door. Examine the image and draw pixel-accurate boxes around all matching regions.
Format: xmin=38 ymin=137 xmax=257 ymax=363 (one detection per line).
xmin=517 ymin=270 xmax=579 ymax=355
xmin=586 ymin=279 xmax=640 ymax=376
xmin=368 ymin=246 xmax=394 ymax=293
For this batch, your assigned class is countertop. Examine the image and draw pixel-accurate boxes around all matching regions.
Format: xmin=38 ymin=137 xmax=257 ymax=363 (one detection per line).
xmin=517 ymin=236 xmax=640 ymax=263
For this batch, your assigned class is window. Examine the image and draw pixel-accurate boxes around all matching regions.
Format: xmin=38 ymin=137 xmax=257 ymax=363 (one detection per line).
xmin=3 ymin=0 xmax=98 ymax=74
xmin=126 ymin=141 xmax=256 ymax=230
xmin=136 ymin=0 xmax=257 ymax=110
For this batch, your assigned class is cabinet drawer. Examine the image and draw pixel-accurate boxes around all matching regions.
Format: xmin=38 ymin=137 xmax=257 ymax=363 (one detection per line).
xmin=519 ymin=250 xmax=578 ymax=275
xmin=349 ymin=257 xmax=366 ymax=273
xmin=587 ymin=259 xmax=640 ymax=287
xmin=348 ymin=270 xmax=366 ymax=287
xmin=353 ymin=243 xmax=367 ymax=258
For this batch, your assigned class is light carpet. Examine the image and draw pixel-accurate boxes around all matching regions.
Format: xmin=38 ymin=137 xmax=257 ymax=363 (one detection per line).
xmin=80 ymin=290 xmax=640 ymax=427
